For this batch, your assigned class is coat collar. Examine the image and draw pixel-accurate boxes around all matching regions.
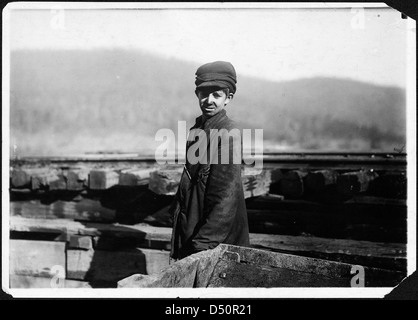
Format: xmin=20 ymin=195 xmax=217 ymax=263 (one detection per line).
xmin=193 ymin=109 xmax=227 ymax=130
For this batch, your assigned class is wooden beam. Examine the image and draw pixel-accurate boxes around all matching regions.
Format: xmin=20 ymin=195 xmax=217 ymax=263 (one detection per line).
xmin=249 ymin=233 xmax=406 ymax=271
xmin=10 ymin=216 xmax=172 ymax=242
xmin=246 ymin=205 xmax=406 ymax=243
xmin=10 ymin=198 xmax=116 ymax=222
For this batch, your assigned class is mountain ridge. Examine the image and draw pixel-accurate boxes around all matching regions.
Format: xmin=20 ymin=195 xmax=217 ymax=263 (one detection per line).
xmin=9 ymin=48 xmax=406 ymax=156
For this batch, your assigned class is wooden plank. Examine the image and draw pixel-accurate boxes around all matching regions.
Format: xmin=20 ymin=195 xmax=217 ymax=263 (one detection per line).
xmin=66 ymin=248 xmax=170 ymax=282
xmin=88 ymin=169 xmax=119 ymax=190
xmin=10 ymin=199 xmax=116 ymax=222
xmin=10 ymin=216 xmax=172 ymax=243
xmin=93 ymin=236 xmax=170 ymax=251
xmin=249 ymin=233 xmax=406 ymax=260
xmin=345 ymin=195 xmax=406 ymax=206
xmin=246 ymin=206 xmax=406 ymax=243
xmin=10 ymin=239 xmax=66 ymax=278
xmin=119 ymin=168 xmax=153 ymax=186
xmin=249 ymin=233 xmax=406 ymax=271
xmin=9 ymin=274 xmax=91 ymax=289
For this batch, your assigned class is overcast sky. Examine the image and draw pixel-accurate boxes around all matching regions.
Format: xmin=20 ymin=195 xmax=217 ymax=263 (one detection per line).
xmin=5 ymin=3 xmax=411 ymax=88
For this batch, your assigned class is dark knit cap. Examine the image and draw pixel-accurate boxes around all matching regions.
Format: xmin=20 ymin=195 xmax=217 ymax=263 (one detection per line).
xmin=195 ymin=61 xmax=237 ymax=94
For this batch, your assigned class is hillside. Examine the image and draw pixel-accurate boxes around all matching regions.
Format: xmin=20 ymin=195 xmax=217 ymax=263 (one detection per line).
xmin=9 ymin=49 xmax=406 ymax=156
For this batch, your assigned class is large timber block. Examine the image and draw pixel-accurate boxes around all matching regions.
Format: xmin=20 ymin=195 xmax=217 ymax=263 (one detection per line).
xmin=148 ymin=168 xmax=183 ymax=195
xmin=118 ymin=244 xmax=405 ymax=288
xmin=68 ymin=235 xmax=93 ymax=250
xmin=119 ymin=168 xmax=153 ymax=186
xmin=11 ymin=168 xmax=62 ymax=189
xmin=10 ymin=239 xmax=66 ymax=278
xmin=337 ymin=170 xmax=379 ymax=197
xmin=65 ymin=169 xmax=89 ymax=191
xmin=279 ymin=170 xmax=309 ymax=199
xmin=31 ymin=171 xmax=66 ymax=191
xmin=89 ymin=170 xmax=119 ymax=190
xmin=67 ymin=248 xmax=170 ymax=282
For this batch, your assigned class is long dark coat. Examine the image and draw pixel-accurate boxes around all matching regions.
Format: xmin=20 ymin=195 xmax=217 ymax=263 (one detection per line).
xmin=170 ymin=109 xmax=249 ymax=260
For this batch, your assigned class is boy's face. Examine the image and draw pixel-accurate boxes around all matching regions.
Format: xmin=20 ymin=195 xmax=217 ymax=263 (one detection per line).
xmin=196 ymin=87 xmax=232 ymax=118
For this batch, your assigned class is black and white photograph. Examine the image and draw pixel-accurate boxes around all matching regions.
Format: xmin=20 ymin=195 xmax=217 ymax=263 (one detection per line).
xmin=2 ymin=2 xmax=416 ymax=301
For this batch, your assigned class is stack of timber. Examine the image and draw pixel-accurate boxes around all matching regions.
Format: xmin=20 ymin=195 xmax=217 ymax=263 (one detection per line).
xmin=8 ymin=153 xmax=408 ymax=288
xmin=9 ymin=218 xmax=172 ymax=288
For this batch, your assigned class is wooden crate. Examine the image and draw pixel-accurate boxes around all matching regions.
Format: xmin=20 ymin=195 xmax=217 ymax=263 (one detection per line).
xmin=118 ymin=244 xmax=405 ymax=288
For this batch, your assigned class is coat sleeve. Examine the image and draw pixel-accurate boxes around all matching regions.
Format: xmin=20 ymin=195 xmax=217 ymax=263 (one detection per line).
xmin=190 ymin=129 xmax=243 ymax=252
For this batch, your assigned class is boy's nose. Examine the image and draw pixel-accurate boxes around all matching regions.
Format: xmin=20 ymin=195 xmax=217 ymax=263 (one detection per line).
xmin=207 ymin=93 xmax=214 ymax=104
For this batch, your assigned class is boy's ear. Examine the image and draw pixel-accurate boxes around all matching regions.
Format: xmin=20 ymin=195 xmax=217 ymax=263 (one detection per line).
xmin=224 ymin=92 xmax=234 ymax=106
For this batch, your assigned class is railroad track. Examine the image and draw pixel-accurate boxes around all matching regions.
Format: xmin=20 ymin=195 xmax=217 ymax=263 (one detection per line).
xmin=10 ymin=152 xmax=407 ymax=168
